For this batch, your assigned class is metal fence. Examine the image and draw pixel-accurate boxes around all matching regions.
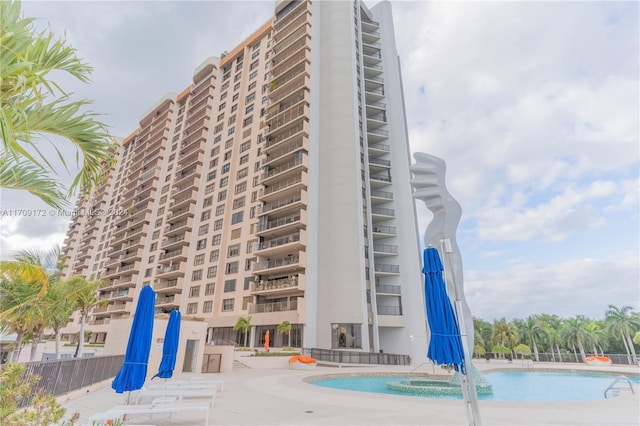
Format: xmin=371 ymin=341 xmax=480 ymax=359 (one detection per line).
xmin=17 ymin=354 xmax=124 ymax=406
xmin=304 ymin=348 xmax=410 ymax=365
xmin=480 ymin=352 xmax=639 ymax=366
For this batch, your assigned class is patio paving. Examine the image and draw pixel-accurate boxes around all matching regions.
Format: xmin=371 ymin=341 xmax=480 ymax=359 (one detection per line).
xmin=57 ymin=356 xmax=640 ymax=426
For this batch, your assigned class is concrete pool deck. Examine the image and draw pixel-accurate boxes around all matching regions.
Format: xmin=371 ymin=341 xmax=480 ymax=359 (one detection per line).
xmin=58 ymin=356 xmax=640 ymax=426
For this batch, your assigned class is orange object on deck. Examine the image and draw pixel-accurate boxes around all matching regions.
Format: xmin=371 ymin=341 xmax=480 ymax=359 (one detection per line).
xmin=289 ymin=355 xmax=317 ymax=364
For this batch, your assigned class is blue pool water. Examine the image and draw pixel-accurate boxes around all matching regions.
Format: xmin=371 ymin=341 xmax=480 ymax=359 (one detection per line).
xmin=310 ymin=372 xmax=640 ymax=401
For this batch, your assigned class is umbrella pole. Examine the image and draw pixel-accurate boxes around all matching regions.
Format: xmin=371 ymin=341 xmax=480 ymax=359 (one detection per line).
xmin=441 ymin=239 xmax=482 ymax=426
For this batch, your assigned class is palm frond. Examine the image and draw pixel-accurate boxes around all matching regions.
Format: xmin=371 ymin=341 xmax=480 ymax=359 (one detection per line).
xmin=0 ymin=156 xmax=67 ymax=208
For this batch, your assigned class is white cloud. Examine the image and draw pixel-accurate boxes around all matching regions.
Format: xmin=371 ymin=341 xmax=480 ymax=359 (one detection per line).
xmin=465 ymin=254 xmax=640 ymax=321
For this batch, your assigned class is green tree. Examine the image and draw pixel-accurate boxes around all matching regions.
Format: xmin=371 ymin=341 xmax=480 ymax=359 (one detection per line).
xmin=561 ymin=316 xmax=590 ymax=362
xmin=65 ymin=276 xmax=106 ymax=358
xmin=11 ymin=248 xmax=63 ymax=361
xmin=585 ymin=321 xmax=607 ymax=356
xmin=0 ymin=278 xmax=41 ymax=361
xmin=633 ymin=331 xmax=640 ymax=345
xmin=233 ymin=316 xmax=252 ymax=348
xmin=491 ymin=318 xmax=518 ymax=348
xmin=513 ymin=343 xmax=532 ymax=359
xmin=278 ymin=320 xmax=292 ymax=347
xmin=605 ymin=304 xmax=639 ymax=364
xmin=518 ymin=315 xmax=547 ymax=362
xmin=46 ymin=281 xmax=75 ymax=359
xmin=0 ymin=0 xmax=116 ymax=208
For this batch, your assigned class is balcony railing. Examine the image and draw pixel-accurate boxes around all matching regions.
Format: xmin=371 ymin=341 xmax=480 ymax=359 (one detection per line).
xmin=373 ymin=244 xmax=398 ymax=254
xmin=256 ymin=213 xmax=301 ymax=232
xmin=374 ymin=264 xmax=400 ymax=274
xmin=253 ymin=276 xmax=299 ymax=292
xmin=249 ymin=299 xmax=298 ymax=314
xmin=376 ymin=284 xmax=402 ymax=294
xmin=377 ymin=305 xmax=402 ymax=315
xmin=259 ymin=193 xmax=302 ymax=214
xmin=372 ymin=225 xmax=396 ymax=234
xmin=257 ymin=232 xmax=300 ymax=250
xmin=262 ymin=174 xmax=304 ymax=196
xmin=254 ymin=254 xmax=300 ymax=272
xmin=370 ymin=190 xmax=393 ymax=200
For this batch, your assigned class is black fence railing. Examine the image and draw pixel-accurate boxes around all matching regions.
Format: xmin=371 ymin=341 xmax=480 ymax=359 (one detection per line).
xmin=304 ymin=348 xmax=410 ymax=366
xmin=478 ymin=352 xmax=639 ymax=366
xmin=16 ymin=354 xmax=124 ymax=406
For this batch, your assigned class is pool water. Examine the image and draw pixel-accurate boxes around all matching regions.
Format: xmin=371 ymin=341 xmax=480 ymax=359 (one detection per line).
xmin=310 ymin=372 xmax=640 ymax=401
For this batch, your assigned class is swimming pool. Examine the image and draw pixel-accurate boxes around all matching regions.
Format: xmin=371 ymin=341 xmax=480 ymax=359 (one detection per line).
xmin=309 ymin=371 xmax=640 ymax=401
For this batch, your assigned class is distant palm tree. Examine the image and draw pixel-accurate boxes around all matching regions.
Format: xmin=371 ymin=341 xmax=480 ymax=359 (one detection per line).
xmin=0 ymin=278 xmax=41 ymax=361
xmin=233 ymin=316 xmax=252 ymax=348
xmin=518 ymin=315 xmax=547 ymax=362
xmin=561 ymin=317 xmax=590 ymax=362
xmin=492 ymin=318 xmax=518 ymax=349
xmin=605 ymin=305 xmax=639 ymax=364
xmin=278 ymin=320 xmax=292 ymax=347
xmin=46 ymin=281 xmax=76 ymax=359
xmin=65 ymin=276 xmax=106 ymax=358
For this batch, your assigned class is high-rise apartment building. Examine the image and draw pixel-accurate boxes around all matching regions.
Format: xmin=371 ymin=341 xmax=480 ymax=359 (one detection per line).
xmin=61 ymin=0 xmax=427 ymax=362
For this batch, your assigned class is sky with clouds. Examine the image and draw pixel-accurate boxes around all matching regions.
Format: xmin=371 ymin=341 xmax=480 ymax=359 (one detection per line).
xmin=2 ymin=1 xmax=638 ymax=322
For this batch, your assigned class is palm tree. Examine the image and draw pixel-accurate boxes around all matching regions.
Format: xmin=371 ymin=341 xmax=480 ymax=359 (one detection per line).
xmin=278 ymin=320 xmax=292 ymax=347
xmin=518 ymin=315 xmax=547 ymax=362
xmin=0 ymin=0 xmax=116 ymax=208
xmin=585 ymin=321 xmax=607 ymax=356
xmin=605 ymin=305 xmax=640 ymax=364
xmin=0 ymin=278 xmax=41 ymax=361
xmin=492 ymin=318 xmax=519 ymax=349
xmin=233 ymin=316 xmax=252 ymax=348
xmin=46 ymin=281 xmax=76 ymax=359
xmin=65 ymin=276 xmax=106 ymax=358
xmin=561 ymin=316 xmax=590 ymax=362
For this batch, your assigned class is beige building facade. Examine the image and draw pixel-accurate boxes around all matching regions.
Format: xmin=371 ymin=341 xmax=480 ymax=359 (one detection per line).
xmin=61 ymin=0 xmax=427 ymax=364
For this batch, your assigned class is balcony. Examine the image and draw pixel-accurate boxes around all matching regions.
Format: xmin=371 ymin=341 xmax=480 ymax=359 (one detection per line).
xmin=108 ymin=302 xmax=130 ymax=314
xmin=258 ymin=190 xmax=306 ymax=215
xmin=161 ymin=232 xmax=190 ymax=251
xmin=155 ymin=263 xmax=185 ymax=279
xmin=256 ymin=209 xmax=307 ymax=236
xmin=372 ymin=225 xmax=396 ymax=238
xmin=260 ymin=171 xmax=307 ymax=202
xmin=159 ymin=246 xmax=189 ymax=262
xmin=261 ymin=154 xmax=307 ymax=185
xmin=253 ymin=252 xmax=306 ymax=275
xmin=251 ymin=273 xmax=305 ymax=295
xmin=165 ymin=218 xmax=193 ymax=236
xmin=255 ymin=230 xmax=305 ymax=257
xmin=377 ymin=305 xmax=402 ymax=316
xmin=266 ymin=103 xmax=310 ymax=135
xmin=155 ymin=278 xmax=182 ymax=294
xmin=166 ymin=204 xmax=196 ymax=221
xmin=375 ymin=284 xmax=402 ymax=295
xmin=262 ymin=135 xmax=307 ymax=166
xmin=248 ymin=299 xmax=298 ymax=314
xmin=371 ymin=207 xmax=395 ymax=220
xmin=373 ymin=244 xmax=398 ymax=256
xmin=374 ymin=263 xmax=400 ymax=275
xmin=110 ymin=288 xmax=134 ymax=301
xmin=370 ymin=189 xmax=394 ymax=202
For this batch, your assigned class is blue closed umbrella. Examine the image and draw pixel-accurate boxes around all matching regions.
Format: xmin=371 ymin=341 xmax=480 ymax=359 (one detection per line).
xmin=422 ymin=247 xmax=466 ymax=373
xmin=112 ymin=285 xmax=156 ymax=393
xmin=152 ymin=310 xmax=181 ymax=380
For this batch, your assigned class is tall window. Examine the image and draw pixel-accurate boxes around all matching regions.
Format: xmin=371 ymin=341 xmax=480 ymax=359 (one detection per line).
xmin=331 ymin=323 xmax=362 ymax=349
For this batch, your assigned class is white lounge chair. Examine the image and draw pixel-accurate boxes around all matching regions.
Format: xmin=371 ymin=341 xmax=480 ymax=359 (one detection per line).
xmin=150 ymin=379 xmax=224 ymax=392
xmin=133 ymin=388 xmax=217 ymax=406
xmin=88 ymin=402 xmax=210 ymax=425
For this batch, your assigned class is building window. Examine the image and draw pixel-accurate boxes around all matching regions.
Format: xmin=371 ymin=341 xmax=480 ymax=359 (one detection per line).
xmin=235 ymin=181 xmax=247 ymax=194
xmin=217 ymin=190 xmax=227 ymax=202
xmin=187 ymin=303 xmax=198 ymax=315
xmin=214 ymin=218 xmax=223 ymax=231
xmin=231 ymin=211 xmax=243 ymax=224
xmin=194 ymin=254 xmax=205 ymax=265
xmin=205 ymin=283 xmax=215 ymax=295
xmin=233 ymin=196 xmax=245 ymax=209
xmin=228 ymin=244 xmax=240 ymax=257
xmin=244 ymin=276 xmax=253 ymax=291
xmin=209 ymin=250 xmax=219 ymax=262
xmin=222 ymin=163 xmax=231 ymax=174
xmin=331 ymin=323 xmax=362 ymax=349
xmin=203 ymin=196 xmax=213 ymax=207
xmin=192 ymin=269 xmax=203 ymax=281
xmin=224 ymin=279 xmax=236 ymax=292
xmin=201 ymin=210 xmax=211 ymax=221
xmin=212 ymin=234 xmax=222 ymax=246
xmin=197 ymin=239 xmax=207 ymax=250
xmin=220 ymin=177 xmax=228 ymax=188
xmin=240 ymin=141 xmax=251 ymax=152
xmin=207 ymin=266 xmax=217 ymax=278
xmin=189 ymin=285 xmax=200 ymax=298
xmin=222 ymin=298 xmax=234 ymax=312
xmin=242 ymin=296 xmax=252 ymax=310
xmin=243 ymin=116 xmax=253 ymax=127
xmin=215 ymin=205 xmax=225 ymax=216
xmin=228 ymin=127 xmax=235 ymax=136
xmin=245 ymin=258 xmax=254 ymax=271
xmin=239 ymin=154 xmax=249 ymax=165
xmin=205 ymin=183 xmax=215 ymax=194
xmin=226 ymin=261 xmax=238 ymax=274
xmin=203 ymin=300 xmax=213 ymax=313
xmin=198 ymin=225 xmax=209 ymax=236
xmin=245 ymin=104 xmax=254 ymax=114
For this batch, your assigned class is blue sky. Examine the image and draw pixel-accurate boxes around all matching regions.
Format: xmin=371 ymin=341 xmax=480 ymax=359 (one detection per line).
xmin=2 ymin=1 xmax=638 ymax=322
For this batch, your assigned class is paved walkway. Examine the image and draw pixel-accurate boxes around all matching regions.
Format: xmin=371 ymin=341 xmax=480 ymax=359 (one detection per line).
xmin=58 ymin=357 xmax=640 ymax=426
